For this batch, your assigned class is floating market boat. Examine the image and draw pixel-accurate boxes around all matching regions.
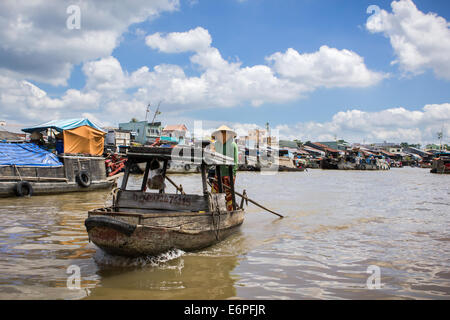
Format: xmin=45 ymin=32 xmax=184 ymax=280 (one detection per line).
xmin=277 ymin=149 xmax=305 ymax=172
xmin=322 ymin=149 xmax=390 ymax=171
xmin=0 ymin=142 xmax=112 ymax=197
xmin=430 ymin=152 xmax=450 ymax=174
xmin=85 ymin=146 xmax=244 ymax=257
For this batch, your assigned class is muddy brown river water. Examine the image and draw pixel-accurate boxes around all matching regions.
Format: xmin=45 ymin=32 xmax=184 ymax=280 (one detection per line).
xmin=0 ymin=168 xmax=449 ymax=299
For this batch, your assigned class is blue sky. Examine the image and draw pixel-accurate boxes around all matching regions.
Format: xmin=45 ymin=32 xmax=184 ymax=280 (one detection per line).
xmin=0 ymin=0 xmax=449 ymax=143
xmin=96 ymin=0 xmax=449 ymax=124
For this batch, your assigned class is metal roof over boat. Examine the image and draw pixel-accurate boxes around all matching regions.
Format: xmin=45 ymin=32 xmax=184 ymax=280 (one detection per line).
xmin=22 ymin=118 xmax=105 ymax=133
xmin=126 ymin=146 xmax=235 ymax=165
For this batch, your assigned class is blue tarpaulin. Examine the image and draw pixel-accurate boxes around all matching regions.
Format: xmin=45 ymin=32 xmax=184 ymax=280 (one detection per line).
xmin=22 ymin=118 xmax=104 ymax=133
xmin=0 ymin=143 xmax=63 ymax=167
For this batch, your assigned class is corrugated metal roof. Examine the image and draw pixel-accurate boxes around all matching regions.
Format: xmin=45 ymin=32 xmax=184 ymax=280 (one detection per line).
xmin=163 ymin=124 xmax=187 ymax=131
xmin=311 ymin=142 xmax=339 ymax=153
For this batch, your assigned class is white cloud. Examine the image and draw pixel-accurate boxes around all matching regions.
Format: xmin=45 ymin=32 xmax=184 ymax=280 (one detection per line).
xmin=366 ymin=0 xmax=450 ymax=79
xmin=274 ymin=103 xmax=450 ymax=144
xmin=267 ymin=46 xmax=387 ymax=88
xmin=145 ymin=26 xmax=212 ymax=53
xmin=0 ymin=20 xmax=386 ymax=128
xmin=173 ymin=103 xmax=450 ymax=145
xmin=140 ymin=27 xmax=384 ymax=109
xmin=83 ymin=56 xmax=128 ymax=92
xmin=0 ymin=0 xmax=179 ymax=85
xmin=1 ymin=59 xmax=448 ymax=145
xmin=0 ymin=73 xmax=102 ymax=123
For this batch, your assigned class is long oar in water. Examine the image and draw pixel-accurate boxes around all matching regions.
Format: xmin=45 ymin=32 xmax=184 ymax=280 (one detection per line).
xmin=208 ymin=179 xmax=284 ymax=219
xmin=164 ymin=175 xmax=186 ymax=195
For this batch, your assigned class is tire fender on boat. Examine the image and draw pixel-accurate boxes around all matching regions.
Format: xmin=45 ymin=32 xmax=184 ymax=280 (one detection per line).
xmin=184 ymin=163 xmax=191 ymax=171
xmin=15 ymin=181 xmax=33 ymax=197
xmin=76 ymin=171 xmax=91 ymax=188
xmin=85 ymin=216 xmax=136 ymax=236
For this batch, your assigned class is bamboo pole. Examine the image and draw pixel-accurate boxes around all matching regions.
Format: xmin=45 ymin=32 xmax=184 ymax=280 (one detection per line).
xmin=164 ymin=175 xmax=186 ymax=195
xmin=208 ymin=178 xmax=284 ymax=218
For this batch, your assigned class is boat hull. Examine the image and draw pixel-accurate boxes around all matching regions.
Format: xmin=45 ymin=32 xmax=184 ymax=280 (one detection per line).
xmin=430 ymin=158 xmax=450 ymax=174
xmin=85 ymin=209 xmax=245 ymax=257
xmin=0 ymin=180 xmax=113 ymax=198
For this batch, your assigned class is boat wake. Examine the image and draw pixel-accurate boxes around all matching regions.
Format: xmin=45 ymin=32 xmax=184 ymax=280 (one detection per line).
xmin=93 ymin=248 xmax=185 ymax=268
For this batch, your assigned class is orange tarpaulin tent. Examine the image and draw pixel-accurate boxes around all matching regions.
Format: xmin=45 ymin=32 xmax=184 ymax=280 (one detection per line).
xmin=63 ymin=125 xmax=105 ymax=155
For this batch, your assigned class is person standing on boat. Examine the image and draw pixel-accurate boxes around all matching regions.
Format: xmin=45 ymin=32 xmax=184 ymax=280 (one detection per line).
xmin=211 ymin=125 xmax=238 ymax=211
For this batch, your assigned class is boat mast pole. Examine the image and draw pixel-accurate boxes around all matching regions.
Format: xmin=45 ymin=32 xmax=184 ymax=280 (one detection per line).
xmin=228 ymin=165 xmax=237 ymax=211
xmin=215 ymin=165 xmax=223 ymax=193
xmin=160 ymin=159 xmax=168 ymax=193
xmin=140 ymin=161 xmax=151 ymax=191
xmin=121 ymin=162 xmax=131 ymax=190
xmin=201 ymin=163 xmax=208 ymax=195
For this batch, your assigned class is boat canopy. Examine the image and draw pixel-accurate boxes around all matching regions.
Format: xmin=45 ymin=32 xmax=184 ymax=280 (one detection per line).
xmin=22 ymin=118 xmax=104 ymax=133
xmin=63 ymin=125 xmax=106 ymax=156
xmin=0 ymin=143 xmax=63 ymax=167
xmin=22 ymin=118 xmax=106 ymax=156
xmin=126 ymin=146 xmax=235 ymax=166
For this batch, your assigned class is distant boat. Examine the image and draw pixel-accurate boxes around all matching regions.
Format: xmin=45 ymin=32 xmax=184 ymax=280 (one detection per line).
xmin=430 ymin=152 xmax=450 ymax=174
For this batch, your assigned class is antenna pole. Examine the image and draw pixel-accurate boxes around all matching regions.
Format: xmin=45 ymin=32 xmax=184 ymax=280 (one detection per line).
xmin=145 ymin=103 xmax=151 ymax=122
xmin=151 ymin=101 xmax=162 ymax=124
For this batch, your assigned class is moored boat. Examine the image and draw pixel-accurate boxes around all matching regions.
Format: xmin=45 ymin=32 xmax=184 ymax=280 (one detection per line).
xmin=85 ymin=146 xmax=244 ymax=257
xmin=430 ymin=152 xmax=450 ymax=174
xmin=277 ymin=149 xmax=305 ymax=172
xmin=0 ymin=143 xmax=112 ymax=197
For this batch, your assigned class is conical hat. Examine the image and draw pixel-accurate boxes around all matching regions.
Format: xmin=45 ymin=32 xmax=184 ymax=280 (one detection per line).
xmin=211 ymin=125 xmax=237 ymax=139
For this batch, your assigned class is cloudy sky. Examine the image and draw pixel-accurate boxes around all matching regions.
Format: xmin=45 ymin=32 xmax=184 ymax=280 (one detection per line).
xmin=0 ymin=0 xmax=449 ymax=144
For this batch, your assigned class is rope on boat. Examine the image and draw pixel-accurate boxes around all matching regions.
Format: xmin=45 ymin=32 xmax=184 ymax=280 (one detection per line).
xmin=207 ymin=191 xmax=221 ymax=241
xmin=105 ymin=187 xmax=119 ymax=208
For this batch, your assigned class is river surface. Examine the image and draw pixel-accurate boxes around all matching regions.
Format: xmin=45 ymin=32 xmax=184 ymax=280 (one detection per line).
xmin=0 ymin=167 xmax=449 ymax=300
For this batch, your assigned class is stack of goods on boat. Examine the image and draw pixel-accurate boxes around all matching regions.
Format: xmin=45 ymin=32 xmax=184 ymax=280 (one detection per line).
xmin=0 ymin=118 xmax=113 ymax=197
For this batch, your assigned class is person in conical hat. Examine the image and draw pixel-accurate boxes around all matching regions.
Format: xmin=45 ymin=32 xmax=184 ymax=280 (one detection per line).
xmin=210 ymin=125 xmax=239 ymax=211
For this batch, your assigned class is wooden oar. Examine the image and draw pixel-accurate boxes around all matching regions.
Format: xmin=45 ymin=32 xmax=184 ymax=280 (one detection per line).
xmin=164 ymin=175 xmax=186 ymax=195
xmin=209 ymin=179 xmax=284 ymax=218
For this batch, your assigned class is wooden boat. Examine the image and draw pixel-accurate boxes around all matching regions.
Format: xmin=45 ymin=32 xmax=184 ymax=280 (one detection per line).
xmin=85 ymin=146 xmax=244 ymax=257
xmin=278 ymin=158 xmax=305 ymax=172
xmin=0 ymin=150 xmax=113 ymax=198
xmin=430 ymin=152 xmax=450 ymax=174
xmin=274 ymin=149 xmax=305 ymax=172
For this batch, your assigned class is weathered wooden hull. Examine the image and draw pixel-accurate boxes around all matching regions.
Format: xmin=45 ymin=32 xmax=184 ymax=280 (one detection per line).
xmin=85 ymin=209 xmax=245 ymax=257
xmin=320 ymin=158 xmax=339 ymax=169
xmin=0 ymin=180 xmax=113 ymax=198
xmin=0 ymin=155 xmax=112 ymax=197
xmin=278 ymin=166 xmax=305 ymax=172
xmin=336 ymin=161 xmax=390 ymax=170
xmin=430 ymin=159 xmax=450 ymax=174
xmin=277 ymin=158 xmax=304 ymax=172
